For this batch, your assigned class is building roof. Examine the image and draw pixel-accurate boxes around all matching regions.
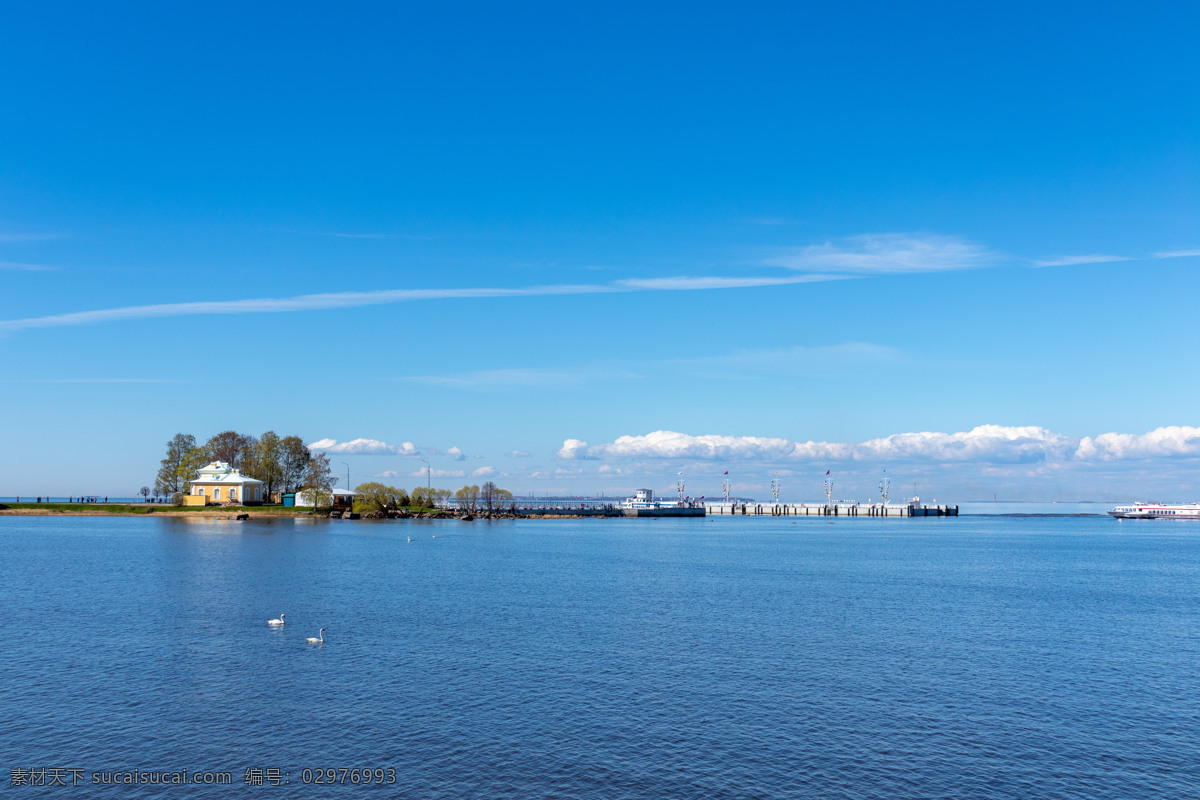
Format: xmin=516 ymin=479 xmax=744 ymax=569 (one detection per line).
xmin=191 ymin=461 xmax=264 ymax=486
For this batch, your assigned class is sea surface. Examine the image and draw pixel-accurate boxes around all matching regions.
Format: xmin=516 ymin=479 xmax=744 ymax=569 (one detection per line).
xmin=1 ymin=513 xmax=1197 ymax=799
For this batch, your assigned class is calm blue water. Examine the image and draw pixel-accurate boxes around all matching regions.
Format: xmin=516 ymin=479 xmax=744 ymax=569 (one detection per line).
xmin=1 ymin=514 xmax=1197 ymax=798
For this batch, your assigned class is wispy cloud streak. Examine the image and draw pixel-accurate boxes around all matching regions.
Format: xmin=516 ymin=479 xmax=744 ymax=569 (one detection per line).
xmin=617 ymin=274 xmax=844 ymax=290
xmin=0 ymin=273 xmax=850 ymax=334
xmin=0 ymin=284 xmax=615 ymax=333
xmin=399 ymin=343 xmax=902 ymax=390
xmin=1032 ymin=254 xmax=1129 ymax=267
xmin=767 ymin=233 xmax=998 ymax=274
xmin=0 ymin=262 xmax=57 ymax=271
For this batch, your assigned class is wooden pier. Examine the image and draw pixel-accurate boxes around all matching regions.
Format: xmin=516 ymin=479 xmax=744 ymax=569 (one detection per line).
xmin=705 ymin=502 xmax=958 ymax=517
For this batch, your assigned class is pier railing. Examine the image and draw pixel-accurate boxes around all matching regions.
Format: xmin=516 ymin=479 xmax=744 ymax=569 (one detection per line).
xmin=704 ymin=502 xmax=957 ymax=517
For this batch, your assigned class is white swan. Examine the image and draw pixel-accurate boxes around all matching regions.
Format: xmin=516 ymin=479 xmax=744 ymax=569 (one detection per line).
xmin=306 ymin=628 xmax=324 ymax=644
xmin=267 ymin=613 xmax=285 ymax=626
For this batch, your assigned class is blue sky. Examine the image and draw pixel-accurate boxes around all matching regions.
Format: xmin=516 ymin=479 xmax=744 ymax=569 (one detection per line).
xmin=2 ymin=1 xmax=1197 ymax=501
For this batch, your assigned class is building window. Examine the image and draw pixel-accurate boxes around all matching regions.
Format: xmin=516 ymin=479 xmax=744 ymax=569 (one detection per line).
xmin=230 ymin=488 xmax=238 ymax=501
xmin=214 ymin=488 xmax=221 ymax=500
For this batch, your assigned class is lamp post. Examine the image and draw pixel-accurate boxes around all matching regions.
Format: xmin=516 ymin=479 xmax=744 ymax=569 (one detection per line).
xmin=421 ymin=459 xmax=430 ymax=491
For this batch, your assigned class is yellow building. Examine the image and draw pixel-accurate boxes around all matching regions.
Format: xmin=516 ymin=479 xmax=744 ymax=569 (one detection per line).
xmin=186 ymin=461 xmax=264 ymax=505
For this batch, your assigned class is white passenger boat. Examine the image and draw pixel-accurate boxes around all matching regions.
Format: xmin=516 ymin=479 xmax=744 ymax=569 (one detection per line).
xmin=1108 ymin=502 xmax=1200 ymax=520
xmin=620 ymin=488 xmax=681 ymax=510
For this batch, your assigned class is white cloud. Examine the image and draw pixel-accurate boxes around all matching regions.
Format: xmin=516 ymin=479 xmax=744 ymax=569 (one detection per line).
xmin=1075 ymin=426 xmax=1200 ymax=460
xmin=616 ymin=274 xmax=843 ymax=291
xmin=1032 ymin=254 xmax=1129 ymax=267
xmin=557 ymin=439 xmax=592 ymax=459
xmin=307 ymin=438 xmax=418 ymax=455
xmin=767 ymin=233 xmax=996 ymax=274
xmin=0 ymin=283 xmax=617 ymax=333
xmin=560 ymin=425 xmax=1083 ymax=465
xmin=376 ymin=470 xmax=401 ymax=478
xmin=472 ymin=466 xmax=496 ymax=477
xmin=561 ymin=431 xmax=799 ymax=461
xmin=847 ymin=425 xmax=1075 ymax=463
xmin=447 ymin=447 xmax=465 ymax=461
xmin=509 ymin=450 xmax=532 ymax=458
xmin=408 ymin=468 xmax=465 ymax=478
xmin=1 ymin=270 xmax=845 ymax=336
xmin=1153 ymin=250 xmax=1200 ymax=259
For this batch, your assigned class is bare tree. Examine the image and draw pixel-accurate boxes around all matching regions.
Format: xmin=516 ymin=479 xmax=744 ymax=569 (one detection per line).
xmin=303 ymin=451 xmax=336 ymax=508
xmin=479 ymin=481 xmax=499 ymax=516
xmin=139 ymin=486 xmax=151 ymax=500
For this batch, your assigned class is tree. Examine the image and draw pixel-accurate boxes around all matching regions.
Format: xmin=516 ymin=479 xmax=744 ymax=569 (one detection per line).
xmin=480 ymin=481 xmax=501 ymax=516
xmin=432 ymin=488 xmax=453 ymax=507
xmin=302 ymin=451 xmax=335 ymax=508
xmin=279 ymin=435 xmax=311 ymax=493
xmin=455 ymin=484 xmax=480 ymax=514
xmin=353 ymin=482 xmax=409 ymax=514
xmin=205 ymin=430 xmax=255 ymax=469
xmin=155 ymin=433 xmax=202 ymax=496
xmin=139 ymin=486 xmax=151 ymax=500
xmin=251 ymin=431 xmax=283 ymax=499
xmin=236 ymin=434 xmax=260 ymax=477
xmin=478 ymin=482 xmax=513 ymax=516
xmin=411 ymin=485 xmax=445 ymax=510
xmin=179 ymin=446 xmax=210 ymax=493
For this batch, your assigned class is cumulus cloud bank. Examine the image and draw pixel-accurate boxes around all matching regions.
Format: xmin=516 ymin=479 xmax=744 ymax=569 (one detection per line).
xmin=560 ymin=426 xmax=1199 ymax=464
xmin=1076 ymin=426 xmax=1200 ymax=460
xmin=308 ymin=438 xmax=419 ymax=455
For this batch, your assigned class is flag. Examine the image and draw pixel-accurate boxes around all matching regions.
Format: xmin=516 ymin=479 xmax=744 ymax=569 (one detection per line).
xmin=723 ymin=471 xmax=728 ymax=475
xmin=825 ymin=470 xmax=830 ymax=475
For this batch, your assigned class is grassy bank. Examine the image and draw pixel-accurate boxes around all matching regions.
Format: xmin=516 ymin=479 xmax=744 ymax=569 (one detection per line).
xmin=0 ymin=503 xmax=447 ymax=516
xmin=0 ymin=503 xmax=315 ymax=516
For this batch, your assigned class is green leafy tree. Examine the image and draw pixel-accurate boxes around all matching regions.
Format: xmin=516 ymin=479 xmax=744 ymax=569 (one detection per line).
xmin=279 ymin=435 xmax=311 ymax=493
xmin=455 ymin=484 xmax=480 ymax=514
xmin=353 ymin=482 xmax=409 ymax=514
xmin=252 ymin=431 xmax=283 ymax=499
xmin=179 ymin=446 xmax=210 ymax=493
xmin=411 ymin=486 xmax=441 ymax=510
xmin=155 ymin=433 xmax=202 ymax=495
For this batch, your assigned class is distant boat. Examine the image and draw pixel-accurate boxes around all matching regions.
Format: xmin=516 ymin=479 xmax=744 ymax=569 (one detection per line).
xmin=1108 ymin=502 xmax=1200 ymax=520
